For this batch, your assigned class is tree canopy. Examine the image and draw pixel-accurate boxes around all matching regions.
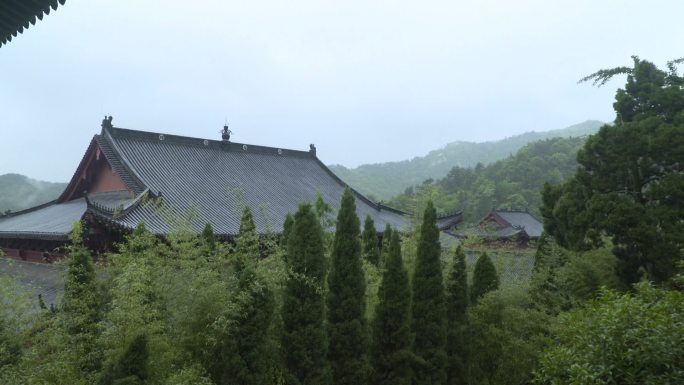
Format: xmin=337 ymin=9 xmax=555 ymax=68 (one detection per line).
xmin=542 ymin=57 xmax=684 ymax=284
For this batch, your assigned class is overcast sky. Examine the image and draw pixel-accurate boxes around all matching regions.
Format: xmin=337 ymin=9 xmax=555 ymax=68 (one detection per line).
xmin=0 ymin=0 xmax=681 ymax=182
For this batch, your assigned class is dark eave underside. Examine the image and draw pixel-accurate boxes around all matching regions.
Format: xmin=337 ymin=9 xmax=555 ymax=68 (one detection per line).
xmin=0 ymin=0 xmax=66 ymax=47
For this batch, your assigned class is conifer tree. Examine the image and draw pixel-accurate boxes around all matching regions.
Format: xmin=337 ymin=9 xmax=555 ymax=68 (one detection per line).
xmin=371 ymin=231 xmax=412 ymax=385
xmin=327 ymin=188 xmax=368 ymax=385
xmin=282 ymin=203 xmax=330 ymax=385
xmin=470 ymin=252 xmax=499 ymax=304
xmin=237 ymin=206 xmax=260 ymax=258
xmin=282 ymin=213 xmax=294 ymax=248
xmin=361 ymin=215 xmax=380 ymax=265
xmin=411 ymin=201 xmax=447 ymax=385
xmin=445 ymin=246 xmax=468 ymax=385
xmin=62 ymin=221 xmax=102 ymax=373
xmin=201 ymin=222 xmax=217 ymax=254
xmin=100 ymin=333 xmax=149 ymax=385
xmin=380 ymin=224 xmax=393 ymax=265
xmin=215 ymin=208 xmax=277 ymax=385
xmin=217 ymin=266 xmax=276 ymax=385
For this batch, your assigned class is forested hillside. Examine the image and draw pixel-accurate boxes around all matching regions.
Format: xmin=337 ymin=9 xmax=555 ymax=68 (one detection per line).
xmin=389 ymin=135 xmax=588 ymax=222
xmin=330 ymin=120 xmax=602 ymax=200
xmin=0 ymin=174 xmax=67 ymax=213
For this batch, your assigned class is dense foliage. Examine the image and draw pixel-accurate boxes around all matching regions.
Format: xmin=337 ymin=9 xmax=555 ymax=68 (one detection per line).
xmin=390 ymin=135 xmax=588 ymax=222
xmin=542 ymin=57 xmax=684 ymax=285
xmin=535 ymin=283 xmax=684 ymax=385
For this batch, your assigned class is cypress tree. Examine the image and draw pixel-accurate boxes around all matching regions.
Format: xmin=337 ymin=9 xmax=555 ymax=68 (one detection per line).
xmin=282 ymin=203 xmax=330 ymax=385
xmin=470 ymin=252 xmax=499 ymax=304
xmin=445 ymin=246 xmax=468 ymax=385
xmin=411 ymin=201 xmax=447 ymax=385
xmin=237 ymin=206 xmax=260 ymax=257
xmin=327 ymin=188 xmax=368 ymax=385
xmin=218 ymin=266 xmax=276 ymax=385
xmin=282 ymin=213 xmax=295 ymax=248
xmin=380 ymin=224 xmax=393 ymax=265
xmin=215 ymin=209 xmax=277 ymax=385
xmin=101 ymin=333 xmax=149 ymax=385
xmin=62 ymin=221 xmax=101 ymax=373
xmin=361 ymin=215 xmax=380 ymax=265
xmin=371 ymin=231 xmax=412 ymax=385
xmin=201 ymin=222 xmax=217 ymax=254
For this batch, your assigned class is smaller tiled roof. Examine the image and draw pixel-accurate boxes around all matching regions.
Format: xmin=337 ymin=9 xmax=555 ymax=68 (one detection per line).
xmin=493 ymin=210 xmax=543 ymax=238
xmin=0 ymin=198 xmax=86 ymax=241
xmin=436 ymin=211 xmax=463 ymax=231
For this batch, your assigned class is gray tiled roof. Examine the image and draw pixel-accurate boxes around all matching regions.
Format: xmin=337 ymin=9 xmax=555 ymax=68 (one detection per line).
xmin=102 ymin=127 xmax=408 ymax=235
xmin=0 ymin=126 xmax=410 ymax=239
xmin=0 ymin=199 xmax=86 ymax=240
xmin=494 ymin=210 xmax=543 ymax=238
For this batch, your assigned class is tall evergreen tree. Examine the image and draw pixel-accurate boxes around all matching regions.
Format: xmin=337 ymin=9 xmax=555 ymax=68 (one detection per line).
xmin=100 ymin=333 xmax=149 ymax=385
xmin=362 ymin=215 xmax=380 ymax=265
xmin=282 ymin=203 xmax=330 ymax=385
xmin=282 ymin=213 xmax=295 ymax=248
xmin=411 ymin=201 xmax=447 ymax=385
xmin=214 ymin=208 xmax=277 ymax=385
xmin=237 ymin=206 xmax=260 ymax=258
xmin=371 ymin=232 xmax=412 ymax=385
xmin=201 ymin=222 xmax=217 ymax=255
xmin=445 ymin=246 xmax=468 ymax=385
xmin=327 ymin=188 xmax=368 ymax=385
xmin=217 ymin=267 xmax=276 ymax=385
xmin=470 ymin=252 xmax=499 ymax=304
xmin=62 ymin=221 xmax=102 ymax=374
xmin=543 ymin=57 xmax=684 ymax=284
xmin=380 ymin=224 xmax=393 ymax=265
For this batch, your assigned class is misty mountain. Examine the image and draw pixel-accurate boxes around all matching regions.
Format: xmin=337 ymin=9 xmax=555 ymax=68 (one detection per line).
xmin=389 ymin=135 xmax=588 ymax=222
xmin=329 ymin=120 xmax=604 ymax=200
xmin=0 ymin=174 xmax=67 ymax=213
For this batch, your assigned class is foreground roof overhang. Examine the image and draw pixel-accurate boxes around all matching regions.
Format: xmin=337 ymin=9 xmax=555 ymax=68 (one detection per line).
xmin=0 ymin=0 xmax=67 ymax=48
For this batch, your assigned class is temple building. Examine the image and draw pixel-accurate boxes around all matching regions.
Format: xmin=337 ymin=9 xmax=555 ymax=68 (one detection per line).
xmin=0 ymin=118 xmax=460 ymax=261
xmin=456 ymin=209 xmax=543 ymax=248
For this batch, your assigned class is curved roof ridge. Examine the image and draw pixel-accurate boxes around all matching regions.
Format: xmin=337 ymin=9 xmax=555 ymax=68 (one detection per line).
xmin=106 ymin=126 xmax=314 ymax=158
xmin=86 ymin=188 xmax=152 ymax=218
xmin=96 ymin=132 xmax=146 ymax=194
xmin=101 ymin=127 xmax=149 ymax=193
xmin=0 ymin=200 xmax=58 ymax=219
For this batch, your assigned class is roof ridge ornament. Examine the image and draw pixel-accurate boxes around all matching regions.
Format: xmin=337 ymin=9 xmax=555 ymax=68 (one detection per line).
xmin=101 ymin=115 xmax=113 ymax=130
xmin=221 ymin=123 xmax=232 ymax=142
xmin=309 ymin=144 xmax=316 ymax=156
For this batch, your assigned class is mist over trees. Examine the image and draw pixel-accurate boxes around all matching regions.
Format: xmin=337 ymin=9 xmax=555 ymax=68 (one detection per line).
xmin=330 ymin=120 xmax=602 ymax=201
xmin=0 ymin=174 xmax=67 ymax=213
xmin=390 ymin=135 xmax=588 ymax=222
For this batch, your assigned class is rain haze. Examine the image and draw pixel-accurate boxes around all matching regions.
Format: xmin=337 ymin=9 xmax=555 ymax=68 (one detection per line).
xmin=0 ymin=0 xmax=681 ymax=182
